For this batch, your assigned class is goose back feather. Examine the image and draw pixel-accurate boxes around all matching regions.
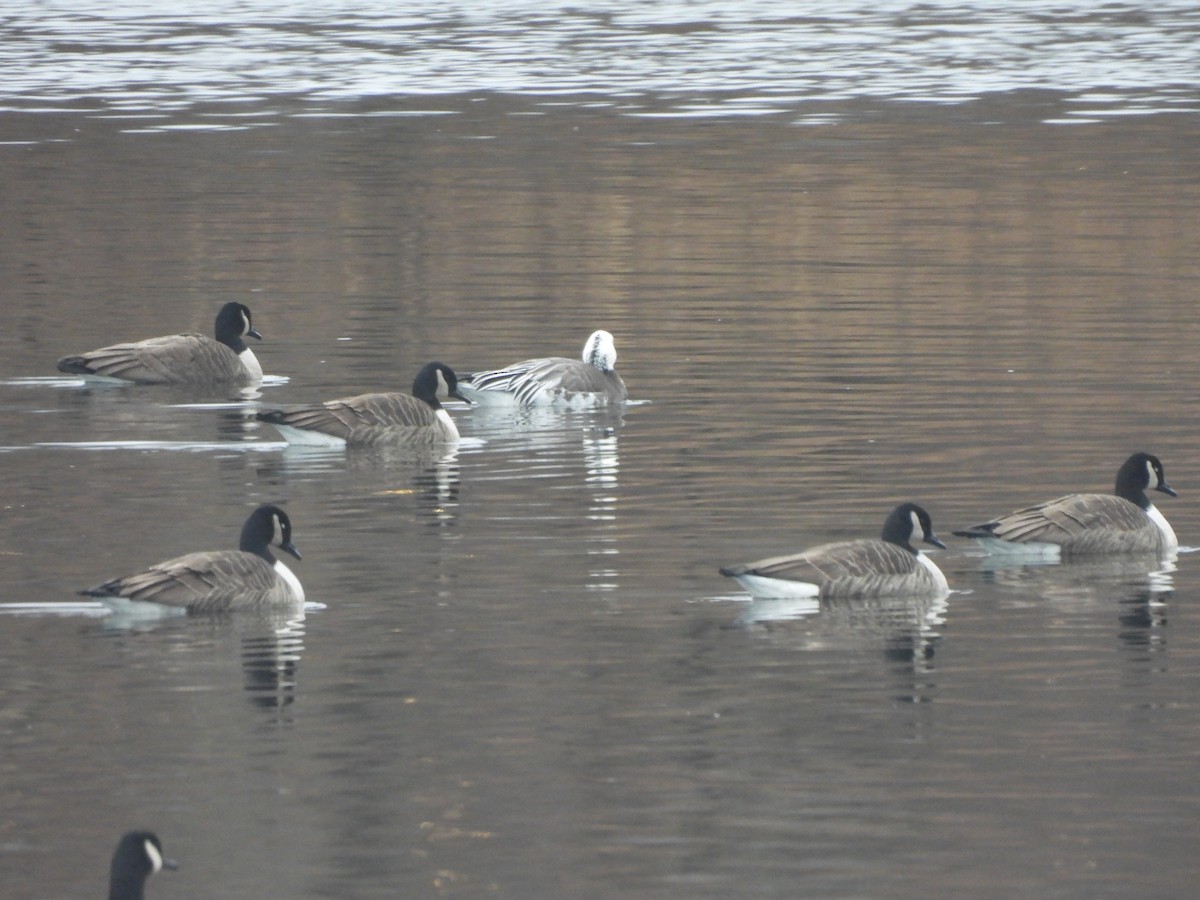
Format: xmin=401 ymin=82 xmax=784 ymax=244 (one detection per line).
xmin=82 ymin=505 xmax=303 ymax=613
xmin=721 ymin=503 xmax=949 ymax=600
xmin=460 ymin=330 xmax=627 ymax=408
xmin=953 ymin=452 xmax=1177 ymax=556
xmin=57 ymin=301 xmax=263 ymax=385
xmin=257 ymin=362 xmax=465 ymax=446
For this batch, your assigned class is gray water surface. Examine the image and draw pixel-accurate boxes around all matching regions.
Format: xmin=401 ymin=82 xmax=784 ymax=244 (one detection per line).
xmin=2 ymin=6 xmax=1200 ymax=899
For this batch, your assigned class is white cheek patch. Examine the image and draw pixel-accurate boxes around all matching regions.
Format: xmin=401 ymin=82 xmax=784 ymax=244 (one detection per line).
xmin=909 ymin=510 xmax=922 ymax=540
xmin=241 ymin=310 xmax=252 ymax=336
xmin=272 ymin=513 xmax=286 ymax=544
xmin=435 ymin=368 xmax=449 ymax=395
xmin=1146 ymin=459 xmax=1160 ymax=489
xmin=144 ymin=838 xmax=164 ymax=873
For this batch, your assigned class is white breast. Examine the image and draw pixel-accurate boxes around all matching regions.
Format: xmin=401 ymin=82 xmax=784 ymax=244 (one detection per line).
xmin=435 ymin=407 xmax=460 ymax=440
xmin=1145 ymin=504 xmax=1178 ymax=550
xmin=916 ymin=552 xmax=950 ymax=594
xmin=274 ymin=560 xmax=305 ymax=603
xmin=238 ymin=347 xmax=264 ymax=381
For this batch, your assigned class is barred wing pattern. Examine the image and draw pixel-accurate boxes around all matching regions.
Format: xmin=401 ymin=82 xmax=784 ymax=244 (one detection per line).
xmin=57 ymin=332 xmax=248 ymax=384
xmin=723 ymin=539 xmax=936 ymax=600
xmin=85 ymin=550 xmax=295 ymax=613
xmin=963 ymin=493 xmax=1166 ymax=554
xmin=464 ymin=356 xmax=627 ymax=407
xmin=260 ymin=392 xmax=451 ymax=445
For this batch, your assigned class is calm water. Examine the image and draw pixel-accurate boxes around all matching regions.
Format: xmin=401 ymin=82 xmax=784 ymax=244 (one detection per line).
xmin=2 ymin=4 xmax=1200 ymax=899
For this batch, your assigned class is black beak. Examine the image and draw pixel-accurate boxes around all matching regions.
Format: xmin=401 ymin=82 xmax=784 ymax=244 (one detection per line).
xmin=925 ymin=533 xmax=947 ymax=550
xmin=280 ymin=540 xmax=302 ymax=561
xmin=1157 ymin=481 xmax=1178 ymax=498
xmin=162 ymin=856 xmax=180 ymax=871
xmin=451 ymin=388 xmax=474 ymax=406
xmin=247 ymin=328 xmax=263 ymax=341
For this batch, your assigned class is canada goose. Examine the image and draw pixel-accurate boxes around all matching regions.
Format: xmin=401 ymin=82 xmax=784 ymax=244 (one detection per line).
xmin=720 ymin=503 xmax=949 ymax=600
xmin=109 ymin=831 xmax=177 ymax=900
xmin=81 ymin=505 xmax=303 ymax=614
xmin=57 ymin=301 xmax=263 ymax=385
xmin=458 ymin=330 xmax=627 ymax=408
xmin=256 ymin=361 xmax=467 ymax=447
xmin=953 ymin=451 xmax=1178 ymax=557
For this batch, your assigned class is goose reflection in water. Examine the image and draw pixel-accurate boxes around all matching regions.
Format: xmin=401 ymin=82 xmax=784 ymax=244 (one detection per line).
xmin=733 ymin=592 xmax=950 ymax=704
xmin=972 ymin=550 xmax=1177 ymax=608
xmin=239 ymin=613 xmax=308 ymax=718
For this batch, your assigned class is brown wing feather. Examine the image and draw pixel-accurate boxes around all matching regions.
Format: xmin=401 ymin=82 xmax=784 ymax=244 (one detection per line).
xmin=725 ymin=539 xmax=931 ymax=598
xmin=263 ymin=392 xmax=439 ymax=441
xmin=58 ymin=333 xmax=244 ymax=384
xmin=87 ymin=550 xmax=291 ymax=612
xmin=977 ymin=493 xmax=1159 ymax=552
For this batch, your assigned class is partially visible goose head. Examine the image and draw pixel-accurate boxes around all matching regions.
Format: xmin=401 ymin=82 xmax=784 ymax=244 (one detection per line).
xmin=109 ymin=831 xmax=177 ymax=900
xmin=719 ymin=502 xmax=949 ymax=600
xmin=582 ymin=330 xmax=618 ymax=373
xmin=82 ymin=505 xmax=304 ymax=615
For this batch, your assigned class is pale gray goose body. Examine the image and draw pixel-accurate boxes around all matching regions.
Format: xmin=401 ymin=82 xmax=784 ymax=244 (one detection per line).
xmin=57 ymin=301 xmax=263 ymax=385
xmin=953 ymin=452 xmax=1178 ymax=557
xmin=256 ymin=361 xmax=466 ymax=447
xmin=109 ymin=831 xmax=177 ymax=900
xmin=82 ymin=505 xmax=303 ymax=614
xmin=720 ymin=503 xmax=949 ymax=600
xmin=459 ymin=330 xmax=627 ymax=408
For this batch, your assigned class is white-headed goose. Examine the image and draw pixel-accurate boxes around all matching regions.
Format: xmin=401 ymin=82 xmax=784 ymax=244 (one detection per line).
xmin=459 ymin=330 xmax=627 ymax=408
xmin=82 ymin=505 xmax=303 ymax=614
xmin=256 ymin=361 xmax=466 ymax=447
xmin=109 ymin=831 xmax=177 ymax=900
xmin=57 ymin=301 xmax=263 ymax=385
xmin=953 ymin=451 xmax=1178 ymax=557
xmin=720 ymin=502 xmax=949 ymax=600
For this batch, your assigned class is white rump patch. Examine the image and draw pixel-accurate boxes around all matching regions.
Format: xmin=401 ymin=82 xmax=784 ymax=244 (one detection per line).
xmin=98 ymin=596 xmax=188 ymax=621
xmin=269 ymin=423 xmax=348 ymax=448
xmin=974 ymin=537 xmax=1062 ymax=561
xmin=729 ymin=573 xmax=821 ymax=600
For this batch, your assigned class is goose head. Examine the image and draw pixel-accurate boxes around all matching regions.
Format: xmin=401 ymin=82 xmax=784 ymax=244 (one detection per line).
xmin=214 ymin=301 xmax=262 ymax=348
xmin=1116 ymin=452 xmax=1176 ymax=509
xmin=412 ymin=362 xmax=470 ymax=407
xmin=109 ymin=831 xmax=177 ymax=900
xmin=240 ymin=505 xmax=301 ymax=562
xmin=883 ymin=502 xmax=945 ymax=554
xmin=582 ymin=330 xmax=618 ymax=373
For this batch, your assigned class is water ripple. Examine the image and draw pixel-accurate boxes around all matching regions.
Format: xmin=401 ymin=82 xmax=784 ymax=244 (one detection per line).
xmin=0 ymin=3 xmax=1197 ymax=120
